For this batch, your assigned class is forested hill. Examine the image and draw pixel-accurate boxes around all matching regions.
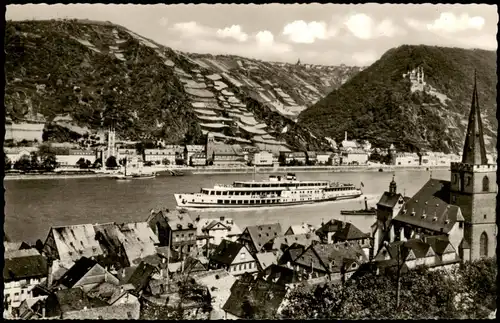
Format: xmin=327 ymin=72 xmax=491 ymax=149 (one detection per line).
xmin=4 ymin=19 xmax=361 ymax=150
xmin=297 ymin=45 xmax=497 ymax=153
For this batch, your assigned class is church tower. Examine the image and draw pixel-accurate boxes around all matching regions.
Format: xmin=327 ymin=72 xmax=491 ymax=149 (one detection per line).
xmin=449 ymin=71 xmax=497 ymax=261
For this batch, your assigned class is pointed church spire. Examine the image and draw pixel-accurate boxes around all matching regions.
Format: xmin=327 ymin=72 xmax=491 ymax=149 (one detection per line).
xmin=461 ymin=70 xmax=488 ymax=165
xmin=389 ymin=174 xmax=397 ymax=194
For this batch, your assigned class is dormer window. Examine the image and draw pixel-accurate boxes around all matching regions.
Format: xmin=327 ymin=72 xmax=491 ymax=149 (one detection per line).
xmin=411 ymin=211 xmax=416 ymax=216
xmin=421 ymin=214 xmax=427 ymax=219
xmin=445 ymin=219 xmax=450 ymax=224
xmin=432 ymin=217 xmax=438 ymax=222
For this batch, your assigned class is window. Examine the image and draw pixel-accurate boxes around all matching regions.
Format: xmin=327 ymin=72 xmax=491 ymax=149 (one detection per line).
xmin=483 ymin=176 xmax=489 ymax=192
xmin=127 ymin=312 xmax=133 ymax=319
xmin=480 ymin=232 xmax=488 ymax=258
xmin=484 ymin=214 xmax=487 ymax=220
xmin=467 ymin=176 xmax=471 ymax=186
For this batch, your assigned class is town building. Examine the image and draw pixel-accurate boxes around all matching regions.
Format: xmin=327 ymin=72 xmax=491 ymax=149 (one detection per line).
xmin=192 ymin=269 xmax=237 ymax=320
xmin=393 ymin=152 xmax=420 ymax=166
xmin=195 ymin=216 xmax=242 ymax=252
xmin=3 ymin=248 xmax=48 ymax=316
xmin=305 ymin=151 xmax=317 ymax=165
xmin=4 ymin=147 xmax=39 ymax=164
xmin=184 ymin=145 xmax=205 ymax=165
xmin=144 ymin=145 xmax=183 ymax=164
xmin=341 ymin=131 xmax=358 ymax=150
xmin=341 ymin=149 xmax=369 ymax=165
xmin=316 ymin=152 xmax=332 ymax=165
xmin=190 ymin=152 xmax=207 ymax=166
xmin=206 ymin=138 xmax=246 ymax=167
xmin=315 ymin=220 xmax=371 ymax=259
xmin=252 ymin=151 xmax=274 ymax=166
xmin=270 ymin=234 xmax=319 ymax=252
xmin=208 ymin=240 xmax=258 ymax=276
xmin=284 ymin=223 xmax=316 ymax=235
xmin=147 ymin=209 xmax=197 ymax=259
xmin=238 ymin=223 xmax=283 ymax=254
xmin=55 ymin=149 xmax=97 ymax=167
xmin=5 ymin=112 xmax=46 ymax=143
xmin=54 ymin=257 xmax=119 ymax=292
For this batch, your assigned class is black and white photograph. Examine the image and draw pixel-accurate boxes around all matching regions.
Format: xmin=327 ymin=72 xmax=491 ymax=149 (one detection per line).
xmin=2 ymin=2 xmax=497 ymax=320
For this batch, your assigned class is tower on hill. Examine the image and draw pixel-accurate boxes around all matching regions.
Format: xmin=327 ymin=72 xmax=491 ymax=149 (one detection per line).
xmin=449 ymin=71 xmax=497 ymax=261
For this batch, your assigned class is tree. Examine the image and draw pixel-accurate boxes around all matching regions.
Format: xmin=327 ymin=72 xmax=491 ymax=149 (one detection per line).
xmin=30 ymin=152 xmax=40 ymax=170
xmin=119 ymin=158 xmax=127 ymax=166
xmin=14 ymin=155 xmax=32 ymax=172
xmin=4 ymin=154 xmax=12 ymax=170
xmin=38 ymin=144 xmax=58 ymax=171
xmin=41 ymin=154 xmax=58 ymax=172
xmin=76 ymin=157 xmax=87 ymax=169
xmin=162 ymin=158 xmax=170 ymax=166
xmin=93 ymin=158 xmax=102 ymax=169
xmin=105 ymin=156 xmax=118 ymax=168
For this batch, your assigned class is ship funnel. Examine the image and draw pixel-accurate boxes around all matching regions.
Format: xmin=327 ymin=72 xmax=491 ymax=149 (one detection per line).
xmin=364 ymin=197 xmax=368 ymax=211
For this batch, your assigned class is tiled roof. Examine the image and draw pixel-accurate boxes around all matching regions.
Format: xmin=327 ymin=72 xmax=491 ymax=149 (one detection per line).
xmin=393 ymin=179 xmax=463 ymax=234
xmin=3 ymin=249 xmax=48 ymax=282
xmin=49 ymin=224 xmax=104 ymax=264
xmin=255 ymin=251 xmax=280 ymax=270
xmin=210 ymin=239 xmax=245 ymax=265
xmin=271 ymin=233 xmax=318 ymax=251
xmin=57 ymin=257 xmax=98 ymax=288
xmin=377 ymin=192 xmax=403 ymax=208
xmin=245 ymin=223 xmax=283 ymax=252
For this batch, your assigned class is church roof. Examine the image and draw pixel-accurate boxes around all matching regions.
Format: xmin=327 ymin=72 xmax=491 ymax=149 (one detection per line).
xmin=393 ymin=179 xmax=464 ymax=234
xmin=377 ymin=192 xmax=403 ymax=208
xmin=461 ymin=71 xmax=488 ymax=165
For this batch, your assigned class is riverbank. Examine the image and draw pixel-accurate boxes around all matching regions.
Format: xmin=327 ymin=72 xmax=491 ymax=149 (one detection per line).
xmin=3 ymin=164 xmax=449 ymax=180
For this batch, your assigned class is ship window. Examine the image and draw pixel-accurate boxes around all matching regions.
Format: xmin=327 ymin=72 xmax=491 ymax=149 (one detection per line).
xmin=218 ymin=200 xmax=223 ymax=204
xmin=250 ymin=200 xmax=255 ymax=204
xmin=224 ymin=200 xmax=229 ymax=204
xmin=231 ymin=200 xmax=236 ymax=204
xmin=216 ymin=191 xmax=221 ymax=195
xmin=238 ymin=200 xmax=242 ymax=204
xmin=244 ymin=200 xmax=248 ymax=204
xmin=223 ymin=191 xmax=228 ymax=195
xmin=210 ymin=191 xmax=214 ymax=195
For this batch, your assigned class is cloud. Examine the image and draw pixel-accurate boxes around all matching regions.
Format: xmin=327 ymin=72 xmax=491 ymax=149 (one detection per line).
xmin=344 ymin=13 xmax=403 ymax=40
xmin=158 ymin=17 xmax=168 ymax=27
xmin=427 ymin=13 xmax=485 ymax=33
xmin=282 ymin=20 xmax=333 ymax=44
xmin=170 ymin=21 xmax=211 ymax=38
xmin=216 ymin=25 xmax=248 ymax=42
xmin=406 ymin=13 xmax=486 ymax=33
xmin=256 ymin=30 xmax=274 ymax=45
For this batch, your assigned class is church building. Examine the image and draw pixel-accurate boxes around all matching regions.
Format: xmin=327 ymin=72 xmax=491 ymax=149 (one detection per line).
xmin=373 ymin=72 xmax=496 ymax=262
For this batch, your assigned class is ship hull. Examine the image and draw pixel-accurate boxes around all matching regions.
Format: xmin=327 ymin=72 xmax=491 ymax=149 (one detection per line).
xmin=175 ymin=193 xmax=362 ymax=209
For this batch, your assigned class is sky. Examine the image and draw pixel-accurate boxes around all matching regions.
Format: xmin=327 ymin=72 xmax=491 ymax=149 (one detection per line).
xmin=6 ymin=3 xmax=498 ymax=66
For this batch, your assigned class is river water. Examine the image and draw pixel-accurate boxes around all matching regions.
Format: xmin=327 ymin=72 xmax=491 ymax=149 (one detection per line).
xmin=4 ymin=170 xmax=450 ymax=243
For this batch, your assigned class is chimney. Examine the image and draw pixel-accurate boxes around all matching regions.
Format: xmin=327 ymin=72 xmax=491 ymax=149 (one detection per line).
xmin=120 ymin=286 xmax=124 ymax=294
xmin=344 ymin=131 xmax=347 ymax=142
xmin=220 ymin=216 xmax=225 ymax=221
xmin=364 ymin=197 xmax=368 ymax=211
xmin=42 ymin=307 xmax=46 ymax=318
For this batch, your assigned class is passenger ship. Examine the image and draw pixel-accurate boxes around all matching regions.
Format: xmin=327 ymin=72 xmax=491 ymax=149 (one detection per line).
xmin=175 ymin=173 xmax=363 ymax=209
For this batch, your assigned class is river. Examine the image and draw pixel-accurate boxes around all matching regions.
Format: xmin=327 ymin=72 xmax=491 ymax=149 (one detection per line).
xmin=3 ymin=169 xmax=450 ymax=243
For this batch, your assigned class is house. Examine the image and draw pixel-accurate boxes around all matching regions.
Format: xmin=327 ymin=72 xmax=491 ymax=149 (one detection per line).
xmin=271 ymin=233 xmax=319 ymax=252
xmin=4 ymin=240 xmax=32 ymax=251
xmin=372 ymin=177 xmax=409 ymax=256
xmin=209 ymin=240 xmax=258 ymax=276
xmin=184 ymin=145 xmax=206 ymax=165
xmin=238 ymin=223 xmax=283 ymax=254
xmin=305 ymin=151 xmax=317 ymax=165
xmin=117 ymin=261 xmax=158 ymax=296
xmin=341 ymin=149 xmax=368 ymax=165
xmin=328 ymin=153 xmax=341 ymax=166
xmin=147 ymin=209 xmax=197 ymax=259
xmin=144 ymin=146 xmax=183 ymax=164
xmin=42 ymin=224 xmax=104 ymax=267
xmin=208 ymin=143 xmax=246 ymax=167
xmin=192 ymin=269 xmax=237 ymax=320
xmin=341 ymin=132 xmax=358 ymax=150
xmin=15 ymin=295 xmax=48 ymax=319
xmin=3 ymin=248 xmax=48 ymax=315
xmin=373 ymin=237 xmax=461 ymax=272
xmin=316 ymin=152 xmax=332 ymax=165
xmin=196 ymin=216 xmax=242 ymax=252
xmin=393 ymin=152 xmax=420 ymax=166
xmin=56 ymin=149 xmax=97 ymax=167
xmin=190 ymin=152 xmax=207 ymax=166
xmin=4 ymin=147 xmax=39 ymax=163
xmin=94 ymin=222 xmax=159 ymax=268
xmin=284 ymin=223 xmax=316 ymax=236
xmin=252 ymin=151 xmax=274 ymax=166
xmin=222 ymin=276 xmax=288 ymax=319
xmin=44 ymin=286 xmax=140 ymax=319
xmin=5 ymin=120 xmax=45 ymax=143
xmin=257 ymin=264 xmax=301 ymax=287
xmin=291 ymin=242 xmax=368 ymax=281
xmin=277 ymin=243 xmax=308 ymax=268
xmin=316 ymin=220 xmax=370 ymax=246
xmin=254 ymin=251 xmax=281 ymax=271
xmin=54 ymin=257 xmax=119 ymax=293
xmin=290 ymin=152 xmax=306 ymax=164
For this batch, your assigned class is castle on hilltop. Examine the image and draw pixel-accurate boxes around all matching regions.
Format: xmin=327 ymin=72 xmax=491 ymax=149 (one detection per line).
xmin=403 ymin=65 xmax=426 ymax=92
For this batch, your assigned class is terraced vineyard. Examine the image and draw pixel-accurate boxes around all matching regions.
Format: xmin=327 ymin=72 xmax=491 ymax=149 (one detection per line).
xmin=5 ymin=19 xmax=362 ymax=150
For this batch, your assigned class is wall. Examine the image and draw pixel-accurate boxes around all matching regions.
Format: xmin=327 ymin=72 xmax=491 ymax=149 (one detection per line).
xmin=5 ymin=123 xmax=45 ymax=142
xmin=344 ymin=153 xmax=368 ymax=165
xmin=56 ymin=154 xmax=96 ymax=166
xmin=229 ymin=246 xmax=258 ymax=276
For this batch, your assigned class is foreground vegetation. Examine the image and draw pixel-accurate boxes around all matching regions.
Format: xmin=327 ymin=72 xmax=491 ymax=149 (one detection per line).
xmin=281 ymin=258 xmax=496 ymax=319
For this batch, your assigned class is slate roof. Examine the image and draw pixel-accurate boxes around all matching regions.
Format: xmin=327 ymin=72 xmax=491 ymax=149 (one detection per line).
xmin=260 ymin=264 xmax=300 ymax=286
xmin=222 ymin=277 xmax=287 ymax=319
xmin=377 ymin=192 xmax=403 ymax=208
xmin=125 ymin=261 xmax=157 ymax=293
xmin=393 ymin=179 xmax=464 ymax=234
xmin=192 ymin=269 xmax=236 ymax=319
xmin=243 ymin=223 xmax=283 ymax=252
xmin=48 ymin=224 xmax=104 ymax=263
xmin=271 ymin=233 xmax=318 ymax=251
xmin=54 ymin=288 xmax=108 ymax=314
xmin=333 ymin=223 xmax=370 ymax=241
xmin=3 ymin=249 xmax=48 ymax=282
xmin=285 ymin=223 xmax=316 ymax=235
xmin=425 ymin=236 xmax=456 ymax=256
xmin=210 ymin=239 xmax=245 ymax=265
xmin=161 ymin=209 xmax=197 ymax=231
xmin=4 ymin=241 xmax=31 ymax=251
xmin=255 ymin=251 xmax=280 ymax=271
xmin=316 ymin=219 xmax=343 ymax=236
xmin=57 ymin=257 xmax=98 ymax=288
xmin=197 ymin=217 xmax=242 ymax=237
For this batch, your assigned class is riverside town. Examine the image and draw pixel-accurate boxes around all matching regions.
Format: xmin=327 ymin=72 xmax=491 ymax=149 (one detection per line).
xmin=3 ymin=3 xmax=497 ymax=321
